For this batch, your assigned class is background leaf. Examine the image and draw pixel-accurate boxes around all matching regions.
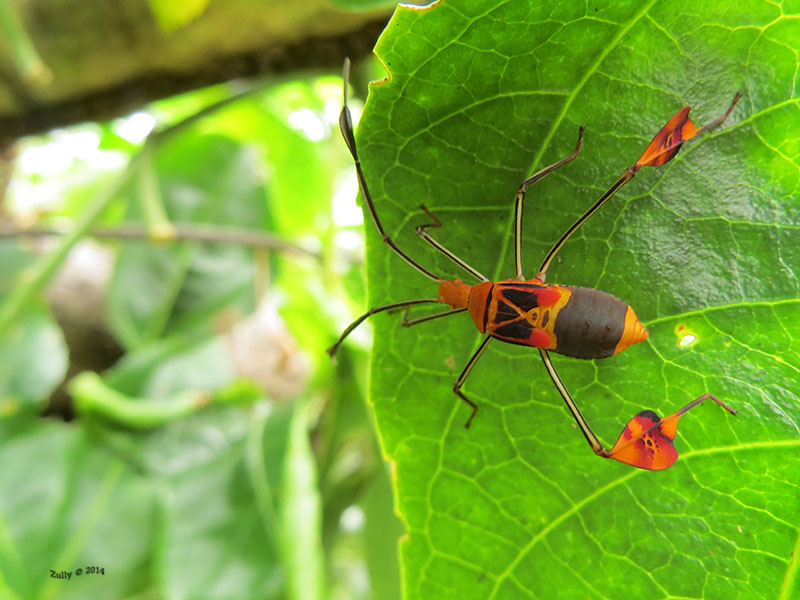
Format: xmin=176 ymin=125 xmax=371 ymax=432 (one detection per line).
xmin=107 ymin=133 xmax=264 ymax=349
xmin=0 ymin=421 xmax=155 ymax=600
xmin=352 ymin=2 xmax=800 ymax=598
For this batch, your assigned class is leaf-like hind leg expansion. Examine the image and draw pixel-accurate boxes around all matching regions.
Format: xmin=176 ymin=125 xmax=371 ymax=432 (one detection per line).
xmin=453 ymin=336 xmax=493 ymax=428
xmin=327 ymin=298 xmax=440 ymax=357
xmin=539 ymin=348 xmax=737 ymax=470
xmin=515 ymin=127 xmax=585 ymax=281
xmin=402 ymin=307 xmax=468 ymax=327
xmin=414 ymin=205 xmax=488 ymax=282
xmin=605 ymin=393 xmax=737 ymax=470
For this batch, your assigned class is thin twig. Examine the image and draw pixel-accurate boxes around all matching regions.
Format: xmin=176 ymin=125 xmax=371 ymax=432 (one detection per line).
xmin=0 ymin=222 xmax=321 ymax=259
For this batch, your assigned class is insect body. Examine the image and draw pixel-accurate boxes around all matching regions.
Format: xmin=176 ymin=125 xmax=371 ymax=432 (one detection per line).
xmin=439 ymin=278 xmax=647 ymax=359
xmin=330 ymin=58 xmax=739 ymax=470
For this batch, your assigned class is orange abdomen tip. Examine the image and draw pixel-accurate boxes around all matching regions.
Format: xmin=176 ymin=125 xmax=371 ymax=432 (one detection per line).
xmin=613 ymin=305 xmax=648 ymax=355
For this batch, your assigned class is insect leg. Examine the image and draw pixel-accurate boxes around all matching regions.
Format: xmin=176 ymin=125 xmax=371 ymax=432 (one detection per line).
xmin=537 ymin=93 xmax=741 ymax=280
xmin=667 ymin=392 xmax=737 ymax=419
xmin=515 ymin=127 xmax=585 ymax=280
xmin=453 ymin=336 xmax=493 ymax=428
xmin=340 ymin=58 xmax=442 ymax=282
xmin=540 ymin=348 xmax=738 ymax=469
xmin=327 ymin=298 xmax=440 ymax=357
xmin=536 ymin=169 xmax=634 ymax=281
xmin=538 ymin=348 xmax=605 ymax=454
xmin=415 ymin=205 xmax=488 ymax=282
xmin=603 ymin=393 xmax=737 ymax=470
xmin=402 ymin=307 xmax=468 ymax=327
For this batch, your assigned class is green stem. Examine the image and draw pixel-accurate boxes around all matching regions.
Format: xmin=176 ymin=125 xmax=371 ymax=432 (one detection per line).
xmin=138 ymin=146 xmax=176 ymax=240
xmin=0 ymin=2 xmax=50 ymax=85
xmin=70 ymin=371 xmax=208 ymax=430
xmin=245 ymin=403 xmax=280 ymax=555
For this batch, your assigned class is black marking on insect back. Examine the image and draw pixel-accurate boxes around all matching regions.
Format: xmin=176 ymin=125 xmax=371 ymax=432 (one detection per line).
xmin=482 ymin=283 xmax=495 ymax=332
xmin=501 ymin=287 xmax=541 ymax=312
xmin=495 ymin=299 xmax=519 ymax=323
xmin=541 ymin=310 xmax=550 ymax=328
xmin=636 ymin=409 xmax=660 ymax=423
xmin=501 ymin=282 xmax=547 ymax=289
xmin=553 ymin=286 xmax=627 ymax=359
xmin=493 ymin=319 xmax=534 ymax=343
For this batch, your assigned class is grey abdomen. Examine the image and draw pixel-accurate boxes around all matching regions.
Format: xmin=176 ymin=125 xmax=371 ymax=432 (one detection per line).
xmin=553 ymin=286 xmax=628 ymax=359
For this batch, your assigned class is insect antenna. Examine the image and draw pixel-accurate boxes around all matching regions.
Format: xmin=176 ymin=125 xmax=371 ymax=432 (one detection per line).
xmin=328 ymin=60 xmax=480 ymax=359
xmin=339 ymin=58 xmax=442 ymax=282
xmin=327 ymin=297 xmax=441 ymax=357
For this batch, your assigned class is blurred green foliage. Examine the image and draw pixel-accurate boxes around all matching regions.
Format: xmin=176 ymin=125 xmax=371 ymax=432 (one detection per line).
xmin=0 ymin=65 xmax=401 ymax=599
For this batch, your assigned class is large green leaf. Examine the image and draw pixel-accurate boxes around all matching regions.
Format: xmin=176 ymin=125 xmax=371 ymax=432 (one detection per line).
xmin=352 ymin=2 xmax=800 ymax=598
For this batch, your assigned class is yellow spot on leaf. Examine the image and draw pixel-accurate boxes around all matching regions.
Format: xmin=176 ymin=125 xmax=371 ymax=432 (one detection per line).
xmin=675 ymin=324 xmax=698 ymax=347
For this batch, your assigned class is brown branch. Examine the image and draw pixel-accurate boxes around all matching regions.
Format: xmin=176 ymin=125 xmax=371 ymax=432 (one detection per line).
xmin=0 ymin=222 xmax=321 ymax=259
xmin=0 ymin=14 xmax=389 ymax=143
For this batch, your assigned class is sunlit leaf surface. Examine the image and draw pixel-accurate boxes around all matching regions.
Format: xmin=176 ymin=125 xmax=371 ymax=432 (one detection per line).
xmin=353 ymin=2 xmax=800 ymax=598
